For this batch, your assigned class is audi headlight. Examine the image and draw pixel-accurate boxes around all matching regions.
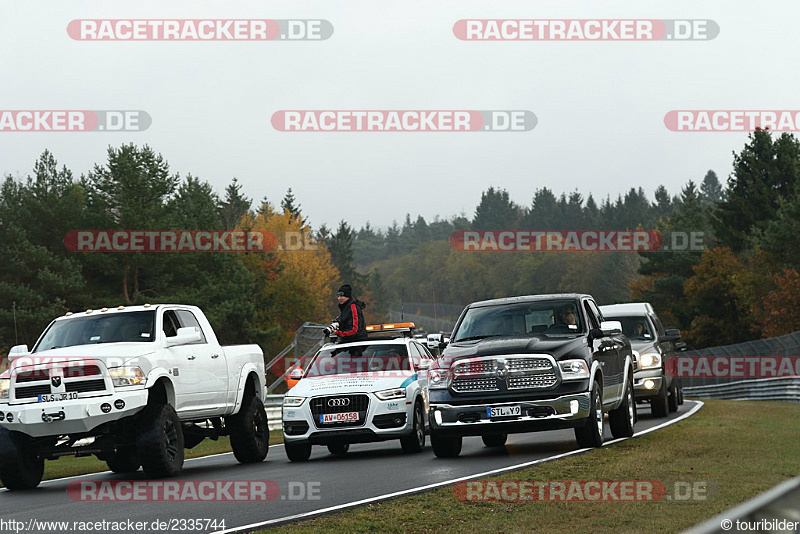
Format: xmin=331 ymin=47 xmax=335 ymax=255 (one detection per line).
xmin=559 ymin=359 xmax=590 ymax=381
xmin=283 ymin=396 xmax=306 ymax=407
xmin=0 ymin=378 xmax=9 ymax=401
xmin=429 ymin=368 xmax=451 ymax=389
xmin=638 ymin=353 xmax=662 ymax=369
xmin=108 ymin=366 xmax=146 ymax=387
xmin=375 ymin=388 xmax=406 ymax=400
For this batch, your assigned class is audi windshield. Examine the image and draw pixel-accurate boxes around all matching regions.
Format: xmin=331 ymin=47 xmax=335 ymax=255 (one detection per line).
xmin=304 ymin=344 xmax=411 ymax=377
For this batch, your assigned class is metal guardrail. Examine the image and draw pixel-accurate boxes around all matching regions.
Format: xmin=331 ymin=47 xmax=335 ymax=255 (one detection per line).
xmin=686 ymin=476 xmax=800 ymax=533
xmin=684 ymin=377 xmax=800 ymax=402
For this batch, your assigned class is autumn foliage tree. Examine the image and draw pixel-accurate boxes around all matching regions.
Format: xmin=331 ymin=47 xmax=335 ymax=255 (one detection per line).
xmin=237 ymin=209 xmax=339 ymax=357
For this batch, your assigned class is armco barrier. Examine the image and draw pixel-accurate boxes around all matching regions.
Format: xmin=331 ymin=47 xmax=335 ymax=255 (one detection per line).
xmin=686 ymin=476 xmax=800 ymax=533
xmin=684 ymin=377 xmax=800 ymax=402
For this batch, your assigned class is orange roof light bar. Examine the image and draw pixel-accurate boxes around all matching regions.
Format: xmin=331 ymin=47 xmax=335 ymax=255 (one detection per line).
xmin=366 ymin=323 xmax=416 ymax=332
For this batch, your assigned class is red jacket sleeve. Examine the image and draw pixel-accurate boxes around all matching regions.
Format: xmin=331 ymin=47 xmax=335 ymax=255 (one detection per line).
xmin=335 ymin=303 xmax=359 ymax=336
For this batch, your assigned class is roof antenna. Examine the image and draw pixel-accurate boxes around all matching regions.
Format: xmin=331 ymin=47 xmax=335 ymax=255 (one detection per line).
xmin=433 ymin=288 xmax=438 ymax=331
xmin=12 ymin=301 xmax=18 ymax=345
xmin=401 ymin=287 xmax=405 ymax=322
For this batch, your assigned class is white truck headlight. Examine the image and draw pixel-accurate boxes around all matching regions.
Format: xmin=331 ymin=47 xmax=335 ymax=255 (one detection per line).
xmin=108 ymin=366 xmax=145 ymax=387
xmin=638 ymin=353 xmax=661 ymax=370
xmin=429 ymin=368 xmax=451 ymax=389
xmin=375 ymin=388 xmax=406 ymax=400
xmin=283 ymin=396 xmax=306 ymax=407
xmin=0 ymin=378 xmax=9 ymax=401
xmin=559 ymin=359 xmax=590 ymax=380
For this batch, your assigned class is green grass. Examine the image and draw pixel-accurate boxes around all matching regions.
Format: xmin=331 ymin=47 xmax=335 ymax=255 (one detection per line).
xmin=0 ymin=430 xmax=283 ymax=486
xmin=269 ymin=400 xmax=800 ymax=534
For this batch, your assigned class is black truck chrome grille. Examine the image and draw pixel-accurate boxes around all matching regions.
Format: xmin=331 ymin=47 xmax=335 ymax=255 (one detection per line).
xmin=450 ymin=355 xmax=559 ymax=393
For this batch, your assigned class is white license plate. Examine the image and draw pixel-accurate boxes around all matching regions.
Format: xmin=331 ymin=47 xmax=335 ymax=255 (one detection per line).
xmin=487 ymin=405 xmax=521 ymax=418
xmin=38 ymin=392 xmax=78 ymax=403
xmin=320 ymin=411 xmax=359 ymax=424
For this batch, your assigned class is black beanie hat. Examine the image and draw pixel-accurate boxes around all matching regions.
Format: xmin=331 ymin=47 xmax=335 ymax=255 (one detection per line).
xmin=337 ymin=284 xmax=352 ymax=298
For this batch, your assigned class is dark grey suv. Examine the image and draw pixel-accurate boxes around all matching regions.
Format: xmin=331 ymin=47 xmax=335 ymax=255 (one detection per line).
xmin=599 ymin=302 xmax=683 ymax=417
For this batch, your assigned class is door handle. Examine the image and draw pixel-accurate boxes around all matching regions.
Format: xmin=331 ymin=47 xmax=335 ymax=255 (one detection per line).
xmin=211 ymin=354 xmax=220 ymax=359
xmin=187 ymin=355 xmax=196 ymax=360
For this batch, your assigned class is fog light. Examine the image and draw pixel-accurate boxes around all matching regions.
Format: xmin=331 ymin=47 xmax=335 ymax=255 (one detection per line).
xmin=644 ymin=379 xmax=655 ymax=390
xmin=6 ymin=413 xmax=13 ymax=422
xmin=101 ymin=403 xmax=112 ymax=413
xmin=434 ymin=410 xmax=442 ymax=425
xmin=114 ymin=399 xmax=125 ymax=410
xmin=570 ymin=400 xmax=579 ymax=414
xmin=0 ymin=412 xmax=5 ymax=421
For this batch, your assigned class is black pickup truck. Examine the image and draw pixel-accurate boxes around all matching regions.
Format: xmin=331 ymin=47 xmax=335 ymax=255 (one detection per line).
xmin=427 ymin=294 xmax=636 ymax=457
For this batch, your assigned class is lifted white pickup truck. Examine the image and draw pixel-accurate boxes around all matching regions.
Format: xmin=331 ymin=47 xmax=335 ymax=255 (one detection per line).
xmin=0 ymin=304 xmax=268 ymax=490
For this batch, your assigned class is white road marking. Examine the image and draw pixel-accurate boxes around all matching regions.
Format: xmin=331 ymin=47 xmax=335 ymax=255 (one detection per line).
xmin=216 ymin=401 xmax=705 ymax=533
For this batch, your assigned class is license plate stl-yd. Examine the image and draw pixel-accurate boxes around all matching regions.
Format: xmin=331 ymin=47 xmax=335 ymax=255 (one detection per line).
xmin=38 ymin=392 xmax=78 ymax=403
xmin=320 ymin=412 xmax=359 ymax=424
xmin=487 ymin=405 xmax=521 ymax=418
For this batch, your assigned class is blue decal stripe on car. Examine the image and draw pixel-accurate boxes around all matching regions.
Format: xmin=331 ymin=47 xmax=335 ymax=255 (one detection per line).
xmin=400 ymin=373 xmax=418 ymax=388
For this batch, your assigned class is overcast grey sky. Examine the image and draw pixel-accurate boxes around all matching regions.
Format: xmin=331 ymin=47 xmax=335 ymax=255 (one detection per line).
xmin=2 ymin=1 xmax=798 ymax=230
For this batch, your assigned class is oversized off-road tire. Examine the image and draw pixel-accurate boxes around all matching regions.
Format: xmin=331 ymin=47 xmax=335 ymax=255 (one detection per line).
xmin=481 ymin=434 xmax=508 ymax=447
xmin=668 ymin=381 xmax=679 ymax=413
xmin=327 ymin=443 xmax=350 ymax=456
xmin=650 ymin=378 xmax=669 ymax=418
xmin=285 ymin=441 xmax=312 ymax=462
xmin=610 ymin=377 xmax=636 ymax=439
xmin=400 ymin=402 xmax=425 ymax=453
xmin=575 ymin=380 xmax=604 ymax=448
xmin=136 ymin=403 xmax=185 ymax=478
xmin=228 ymin=395 xmax=269 ymax=463
xmin=105 ymin=448 xmax=141 ymax=473
xmin=431 ymin=432 xmax=462 ymax=458
xmin=0 ymin=428 xmax=44 ymax=490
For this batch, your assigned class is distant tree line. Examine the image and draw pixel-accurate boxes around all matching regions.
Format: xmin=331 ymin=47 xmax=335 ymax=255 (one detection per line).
xmin=2 ymin=130 xmax=798 ymax=357
xmin=0 ymin=146 xmax=340 ymax=361
xmin=350 ymin=130 xmax=800 ymax=349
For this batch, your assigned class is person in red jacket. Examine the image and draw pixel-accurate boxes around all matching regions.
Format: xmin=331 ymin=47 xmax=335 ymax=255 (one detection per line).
xmin=327 ymin=284 xmax=367 ymax=343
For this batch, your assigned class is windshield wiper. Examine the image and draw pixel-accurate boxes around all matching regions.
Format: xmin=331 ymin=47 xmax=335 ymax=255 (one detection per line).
xmin=454 ymin=334 xmax=505 ymax=342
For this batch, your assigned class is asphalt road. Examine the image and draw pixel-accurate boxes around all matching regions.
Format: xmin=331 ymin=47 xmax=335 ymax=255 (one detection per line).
xmin=0 ymin=401 xmax=701 ymax=534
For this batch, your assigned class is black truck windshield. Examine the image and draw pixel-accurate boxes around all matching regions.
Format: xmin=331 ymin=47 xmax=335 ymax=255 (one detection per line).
xmin=454 ymin=300 xmax=583 ymax=341
xmin=33 ymin=311 xmax=156 ymax=352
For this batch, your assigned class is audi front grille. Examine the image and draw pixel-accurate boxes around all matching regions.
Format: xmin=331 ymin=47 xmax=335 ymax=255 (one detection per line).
xmin=310 ymin=394 xmax=370 ymax=428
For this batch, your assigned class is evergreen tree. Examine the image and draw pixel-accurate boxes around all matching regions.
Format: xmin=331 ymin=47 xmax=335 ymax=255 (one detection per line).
xmin=219 ymin=178 xmax=252 ymax=230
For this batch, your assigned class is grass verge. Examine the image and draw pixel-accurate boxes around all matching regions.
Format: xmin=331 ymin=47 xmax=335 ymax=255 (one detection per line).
xmin=269 ymin=400 xmax=800 ymax=534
